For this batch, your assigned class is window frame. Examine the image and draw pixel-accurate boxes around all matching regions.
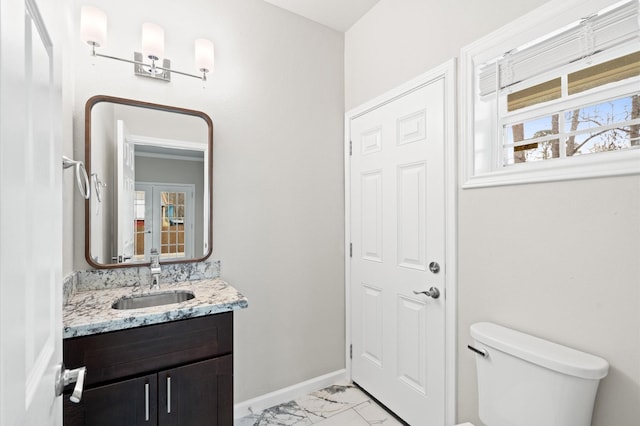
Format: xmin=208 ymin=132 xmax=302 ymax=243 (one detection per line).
xmin=460 ymin=0 xmax=640 ymax=188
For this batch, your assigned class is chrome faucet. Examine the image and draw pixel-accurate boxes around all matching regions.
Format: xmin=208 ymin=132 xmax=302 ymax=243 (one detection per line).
xmin=150 ymin=248 xmax=161 ymax=290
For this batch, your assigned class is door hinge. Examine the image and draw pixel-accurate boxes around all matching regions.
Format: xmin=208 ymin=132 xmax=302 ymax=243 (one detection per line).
xmin=350 ymin=344 xmax=353 ymax=359
xmin=349 ymin=243 xmax=352 ymax=258
xmin=349 ymin=140 xmax=352 ymax=156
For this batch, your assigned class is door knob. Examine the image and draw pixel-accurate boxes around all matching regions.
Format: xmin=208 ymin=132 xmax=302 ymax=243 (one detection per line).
xmin=413 ymin=286 xmax=440 ymax=299
xmin=54 ymin=363 xmax=87 ymax=403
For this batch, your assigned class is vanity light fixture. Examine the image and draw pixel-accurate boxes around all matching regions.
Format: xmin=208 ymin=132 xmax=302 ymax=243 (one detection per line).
xmin=80 ymin=6 xmax=214 ymax=82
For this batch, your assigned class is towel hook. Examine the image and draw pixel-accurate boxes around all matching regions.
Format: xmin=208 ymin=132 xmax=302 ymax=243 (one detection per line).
xmin=91 ymin=173 xmax=106 ymax=203
xmin=62 ymin=156 xmax=90 ymax=199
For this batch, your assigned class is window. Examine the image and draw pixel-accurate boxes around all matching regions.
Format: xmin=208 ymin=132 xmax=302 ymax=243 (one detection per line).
xmin=461 ymin=0 xmax=640 ymax=187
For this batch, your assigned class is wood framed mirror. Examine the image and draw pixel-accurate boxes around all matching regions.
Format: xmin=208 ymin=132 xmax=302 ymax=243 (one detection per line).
xmin=85 ymin=95 xmax=213 ymax=268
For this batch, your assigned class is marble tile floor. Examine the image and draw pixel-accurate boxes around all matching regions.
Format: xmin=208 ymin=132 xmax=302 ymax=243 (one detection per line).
xmin=235 ymin=382 xmax=406 ymax=426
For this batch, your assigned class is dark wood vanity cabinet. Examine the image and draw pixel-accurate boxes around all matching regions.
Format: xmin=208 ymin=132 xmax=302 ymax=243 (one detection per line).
xmin=63 ymin=312 xmax=233 ymax=425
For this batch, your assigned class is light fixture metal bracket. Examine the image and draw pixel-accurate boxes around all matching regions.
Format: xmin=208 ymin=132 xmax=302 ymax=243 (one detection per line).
xmin=134 ymin=52 xmax=171 ymax=82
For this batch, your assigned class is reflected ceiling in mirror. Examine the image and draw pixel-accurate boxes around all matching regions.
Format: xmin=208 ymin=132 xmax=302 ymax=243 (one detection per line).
xmin=85 ymin=95 xmax=213 ymax=268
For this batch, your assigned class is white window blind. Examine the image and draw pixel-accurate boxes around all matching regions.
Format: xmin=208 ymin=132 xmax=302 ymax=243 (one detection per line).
xmin=478 ymin=0 xmax=639 ymax=97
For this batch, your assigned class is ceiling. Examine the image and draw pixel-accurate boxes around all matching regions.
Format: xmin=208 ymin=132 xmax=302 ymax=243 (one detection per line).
xmin=262 ymin=0 xmax=381 ymax=32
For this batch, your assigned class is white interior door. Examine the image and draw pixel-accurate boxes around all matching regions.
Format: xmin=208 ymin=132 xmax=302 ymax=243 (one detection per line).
xmin=116 ymin=119 xmax=135 ymax=263
xmin=0 ymin=0 xmax=62 ymax=424
xmin=350 ymin=78 xmax=446 ymax=425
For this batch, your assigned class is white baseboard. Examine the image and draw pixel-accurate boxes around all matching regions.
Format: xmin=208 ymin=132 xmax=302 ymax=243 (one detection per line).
xmin=233 ymin=369 xmax=348 ymax=419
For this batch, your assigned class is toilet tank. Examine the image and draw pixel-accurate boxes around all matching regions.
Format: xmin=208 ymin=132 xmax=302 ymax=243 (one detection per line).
xmin=470 ymin=322 xmax=609 ymax=426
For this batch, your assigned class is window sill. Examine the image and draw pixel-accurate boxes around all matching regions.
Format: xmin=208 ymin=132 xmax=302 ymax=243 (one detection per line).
xmin=462 ymin=149 xmax=640 ymax=189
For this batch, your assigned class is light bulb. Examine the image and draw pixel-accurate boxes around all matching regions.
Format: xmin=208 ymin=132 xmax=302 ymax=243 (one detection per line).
xmin=80 ymin=6 xmax=107 ymax=47
xmin=142 ymin=22 xmax=164 ymax=61
xmin=194 ymin=38 xmax=214 ymax=73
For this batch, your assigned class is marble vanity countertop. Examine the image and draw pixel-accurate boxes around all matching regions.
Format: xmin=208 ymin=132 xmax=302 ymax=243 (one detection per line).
xmin=63 ymin=278 xmax=248 ymax=339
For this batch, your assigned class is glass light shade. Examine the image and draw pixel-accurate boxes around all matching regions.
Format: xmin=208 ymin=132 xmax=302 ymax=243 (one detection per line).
xmin=80 ymin=6 xmax=107 ymax=47
xmin=194 ymin=39 xmax=214 ymax=72
xmin=142 ymin=22 xmax=164 ymax=60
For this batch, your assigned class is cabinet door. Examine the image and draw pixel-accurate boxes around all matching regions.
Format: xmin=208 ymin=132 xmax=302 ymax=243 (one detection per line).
xmin=158 ymin=355 xmax=233 ymax=425
xmin=64 ymin=374 xmax=158 ymax=426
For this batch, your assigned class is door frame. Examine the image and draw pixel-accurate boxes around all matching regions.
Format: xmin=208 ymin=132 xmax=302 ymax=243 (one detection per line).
xmin=344 ymin=59 xmax=457 ymax=425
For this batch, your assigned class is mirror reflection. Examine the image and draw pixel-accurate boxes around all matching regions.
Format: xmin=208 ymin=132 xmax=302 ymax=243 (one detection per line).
xmin=86 ymin=96 xmax=212 ymax=268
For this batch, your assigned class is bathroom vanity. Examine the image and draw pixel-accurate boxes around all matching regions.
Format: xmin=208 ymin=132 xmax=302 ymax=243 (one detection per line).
xmin=62 ymin=278 xmax=247 ymax=425
xmin=66 ymin=94 xmax=242 ymax=424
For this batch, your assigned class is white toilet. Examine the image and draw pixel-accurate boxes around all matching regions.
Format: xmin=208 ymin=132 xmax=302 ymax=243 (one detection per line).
xmin=456 ymin=322 xmax=609 ymax=426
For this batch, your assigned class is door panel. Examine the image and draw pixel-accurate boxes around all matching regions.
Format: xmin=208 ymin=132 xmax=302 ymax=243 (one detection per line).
xmin=361 ymin=284 xmax=383 ymax=366
xmin=350 ymin=79 xmax=446 ymax=425
xmin=361 ymin=171 xmax=383 ymax=262
xmin=155 ymin=187 xmax=189 ymax=259
xmin=0 ymin=0 xmax=62 ymax=424
xmin=396 ymin=295 xmax=427 ymax=394
xmin=397 ymin=162 xmax=427 ymax=270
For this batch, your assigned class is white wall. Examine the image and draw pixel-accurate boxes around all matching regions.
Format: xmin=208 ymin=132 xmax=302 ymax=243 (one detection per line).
xmin=69 ymin=0 xmax=345 ymax=403
xmin=346 ymin=0 xmax=640 ymax=424
xmin=345 ymin=0 xmax=549 ymax=110
xmin=112 ymin=104 xmax=208 ymax=144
